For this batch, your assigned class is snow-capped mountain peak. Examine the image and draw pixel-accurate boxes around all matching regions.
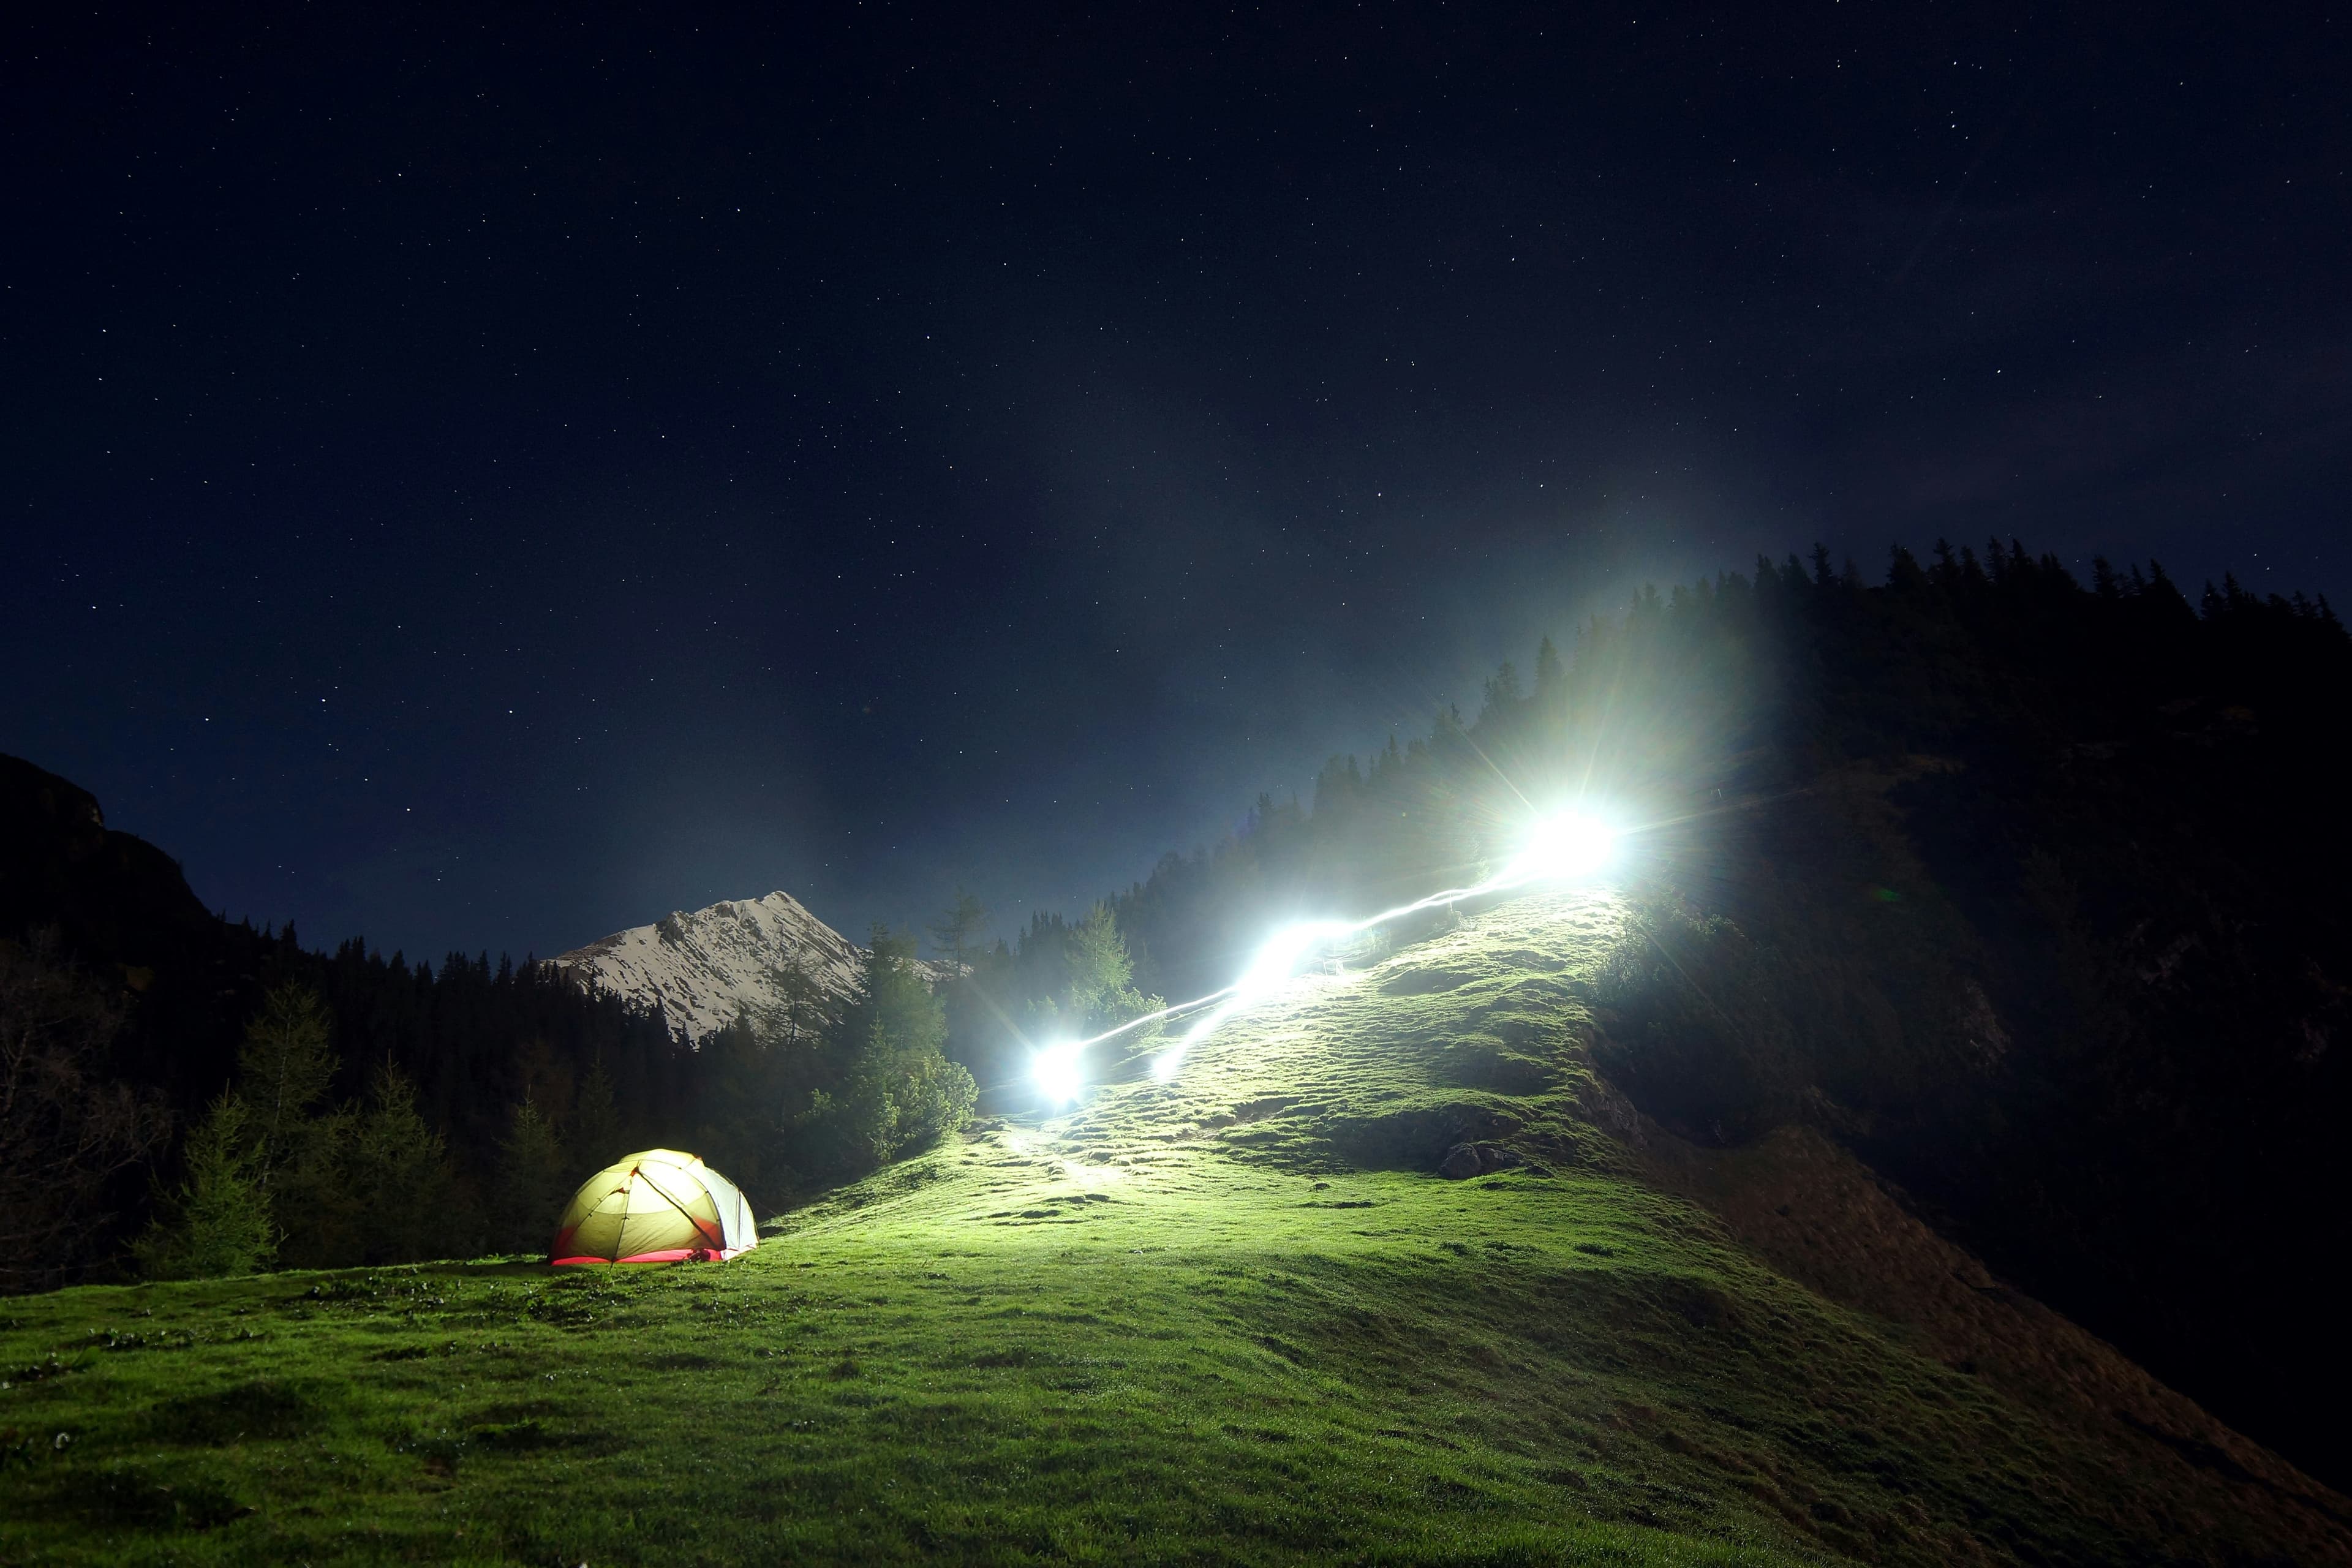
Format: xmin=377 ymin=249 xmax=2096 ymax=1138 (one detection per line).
xmin=550 ymin=889 xmax=878 ymax=1043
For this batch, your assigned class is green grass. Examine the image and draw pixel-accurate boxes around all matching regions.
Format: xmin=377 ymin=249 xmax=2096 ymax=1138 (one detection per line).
xmin=0 ymin=891 xmax=2335 ymax=1564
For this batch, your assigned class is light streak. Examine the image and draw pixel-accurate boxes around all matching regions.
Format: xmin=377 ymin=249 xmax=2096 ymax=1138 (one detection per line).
xmin=1234 ymin=919 xmax=1357 ymax=1000
xmin=1032 ymin=810 xmax=1623 ymax=1104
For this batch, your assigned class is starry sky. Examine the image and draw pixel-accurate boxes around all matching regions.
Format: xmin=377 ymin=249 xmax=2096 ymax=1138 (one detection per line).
xmin=6 ymin=4 xmax=2346 ymax=962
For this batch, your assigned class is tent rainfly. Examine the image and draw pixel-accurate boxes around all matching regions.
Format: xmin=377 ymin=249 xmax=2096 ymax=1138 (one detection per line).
xmin=551 ymin=1148 xmax=759 ymax=1265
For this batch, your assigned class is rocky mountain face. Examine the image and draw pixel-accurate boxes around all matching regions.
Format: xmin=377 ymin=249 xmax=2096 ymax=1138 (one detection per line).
xmin=1 ymin=753 xmax=216 ymax=969
xmin=0 ymin=753 xmax=270 ymax=1101
xmin=551 ymin=890 xmax=917 ymax=1042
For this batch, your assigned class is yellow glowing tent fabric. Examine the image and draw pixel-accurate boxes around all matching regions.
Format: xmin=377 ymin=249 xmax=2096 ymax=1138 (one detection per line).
xmin=550 ymin=1148 xmax=758 ymax=1264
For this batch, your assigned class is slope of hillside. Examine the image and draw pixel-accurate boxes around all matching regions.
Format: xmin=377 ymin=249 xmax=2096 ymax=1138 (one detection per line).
xmin=551 ymin=891 xmax=875 ymax=1042
xmin=2 ymin=891 xmax=2340 ymax=1566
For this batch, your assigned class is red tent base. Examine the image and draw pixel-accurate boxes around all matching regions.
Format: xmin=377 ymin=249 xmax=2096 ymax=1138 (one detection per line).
xmin=551 ymin=1246 xmax=751 ymax=1265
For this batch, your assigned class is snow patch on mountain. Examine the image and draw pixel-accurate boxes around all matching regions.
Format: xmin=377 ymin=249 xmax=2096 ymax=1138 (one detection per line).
xmin=551 ymin=890 xmax=888 ymax=1043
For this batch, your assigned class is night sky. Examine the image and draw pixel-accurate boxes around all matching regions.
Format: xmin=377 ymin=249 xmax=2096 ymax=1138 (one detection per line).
xmin=6 ymin=5 xmax=2346 ymax=963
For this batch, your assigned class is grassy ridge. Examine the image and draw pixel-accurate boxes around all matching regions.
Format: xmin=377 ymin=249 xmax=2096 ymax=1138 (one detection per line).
xmin=1 ymin=891 xmax=2341 ymax=1565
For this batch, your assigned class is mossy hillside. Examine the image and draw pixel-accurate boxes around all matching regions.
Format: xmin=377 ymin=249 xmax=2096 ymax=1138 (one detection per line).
xmin=0 ymin=1181 xmax=1836 ymax=1566
xmin=1050 ymin=889 xmax=1643 ymax=1177
xmin=1 ymin=891 xmax=2342 ymax=1566
xmin=0 ymin=1164 xmax=2024 ymax=1568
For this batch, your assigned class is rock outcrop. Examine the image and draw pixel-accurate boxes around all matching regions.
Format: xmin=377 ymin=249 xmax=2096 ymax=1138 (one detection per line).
xmin=551 ymin=889 xmax=944 ymax=1043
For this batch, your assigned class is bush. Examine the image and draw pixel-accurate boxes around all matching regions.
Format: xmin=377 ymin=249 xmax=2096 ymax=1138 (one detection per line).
xmin=839 ymin=1036 xmax=979 ymax=1167
xmin=797 ymin=928 xmax=978 ymax=1178
xmin=0 ymin=934 xmax=168 ymax=1289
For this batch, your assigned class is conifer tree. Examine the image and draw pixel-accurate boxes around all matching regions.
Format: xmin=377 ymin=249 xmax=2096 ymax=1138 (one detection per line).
xmin=236 ymin=982 xmax=338 ymax=1189
xmin=344 ymin=1064 xmax=465 ymax=1265
xmin=764 ymin=955 xmax=837 ymax=1047
xmin=134 ymin=1091 xmax=277 ymax=1280
xmin=269 ymin=1098 xmax=361 ymax=1268
xmin=493 ymin=1098 xmax=571 ymax=1254
xmin=693 ymin=1016 xmax=791 ymax=1202
xmin=927 ymin=889 xmax=989 ymax=971
xmin=222 ymin=982 xmax=366 ymax=1267
xmin=1063 ymin=903 xmax=1159 ymax=1038
xmin=1534 ymin=635 xmax=1562 ymax=689
xmin=570 ymin=1056 xmax=624 ymax=1174
xmin=809 ymin=927 xmax=976 ymax=1174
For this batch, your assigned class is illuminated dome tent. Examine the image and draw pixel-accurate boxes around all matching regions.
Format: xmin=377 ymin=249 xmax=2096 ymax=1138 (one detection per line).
xmin=551 ymin=1149 xmax=759 ymax=1265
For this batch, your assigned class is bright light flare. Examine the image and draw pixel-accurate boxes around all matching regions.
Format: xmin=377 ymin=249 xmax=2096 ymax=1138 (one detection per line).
xmin=1507 ymin=811 xmax=1618 ymax=883
xmin=1235 ymin=919 xmax=1355 ymax=1000
xmin=1065 ymin=801 xmax=1634 ymax=1095
xmin=1030 ymin=1040 xmax=1087 ymax=1107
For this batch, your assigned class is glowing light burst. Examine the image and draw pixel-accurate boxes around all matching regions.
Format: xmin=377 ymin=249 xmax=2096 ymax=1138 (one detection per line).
xmin=1041 ymin=808 xmax=1627 ymax=1104
xmin=1029 ymin=1039 xmax=1088 ymax=1106
xmin=1506 ymin=810 xmax=1618 ymax=882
